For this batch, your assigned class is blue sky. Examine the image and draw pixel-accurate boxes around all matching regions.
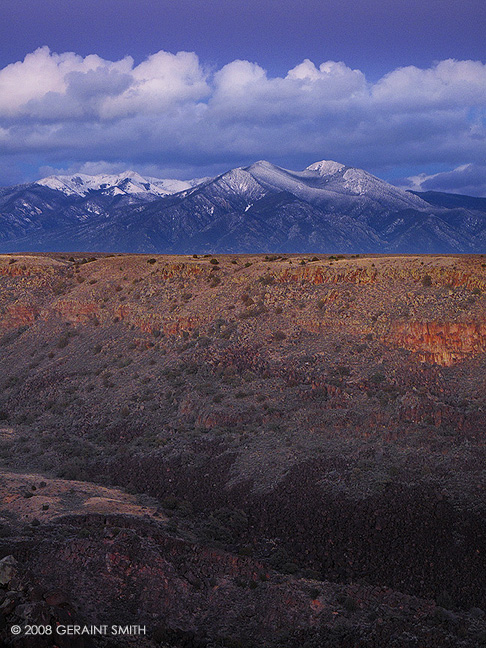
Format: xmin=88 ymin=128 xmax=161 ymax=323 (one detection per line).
xmin=1 ymin=0 xmax=485 ymax=194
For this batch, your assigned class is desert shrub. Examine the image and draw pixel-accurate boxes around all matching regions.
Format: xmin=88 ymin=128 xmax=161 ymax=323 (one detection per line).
xmin=0 ymin=326 xmax=29 ymax=347
xmin=283 ymin=562 xmax=299 ymax=574
xmin=336 ymin=593 xmax=358 ymax=612
xmin=259 ymin=275 xmax=275 ymax=285
xmin=0 ymin=525 xmax=12 ymax=538
xmin=436 ymin=590 xmax=455 ymax=610
xmin=52 ymin=281 xmax=68 ymax=295
xmin=336 ymin=365 xmax=350 ymax=376
xmin=210 ymin=258 xmax=219 ymax=265
xmin=422 ymin=274 xmax=432 ymax=287
xmin=147 ymin=258 xmax=157 ymax=264
xmin=162 ymin=495 xmax=178 ymax=510
xmin=57 ymin=334 xmax=70 ymax=349
xmin=273 ymin=330 xmax=286 ymax=341
xmin=239 ymin=304 xmax=266 ymax=318
xmin=370 ymin=371 xmax=386 ymax=384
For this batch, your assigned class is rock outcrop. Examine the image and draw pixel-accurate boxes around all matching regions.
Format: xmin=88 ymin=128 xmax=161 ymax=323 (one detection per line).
xmin=390 ymin=319 xmax=486 ymax=365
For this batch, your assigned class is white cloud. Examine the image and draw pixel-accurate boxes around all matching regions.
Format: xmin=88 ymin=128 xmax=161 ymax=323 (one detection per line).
xmin=101 ymin=50 xmax=210 ymax=118
xmin=287 ymin=59 xmax=366 ymax=98
xmin=372 ymin=59 xmax=486 ymax=110
xmin=0 ymin=46 xmax=209 ymax=120
xmin=0 ymin=48 xmax=485 ymax=192
xmin=399 ymin=163 xmax=486 ymax=197
xmin=0 ymin=46 xmax=131 ymax=116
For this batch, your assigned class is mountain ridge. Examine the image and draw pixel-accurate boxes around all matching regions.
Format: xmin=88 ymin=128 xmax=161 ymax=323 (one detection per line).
xmin=35 ymin=170 xmax=204 ymax=199
xmin=0 ymin=160 xmax=485 ymax=253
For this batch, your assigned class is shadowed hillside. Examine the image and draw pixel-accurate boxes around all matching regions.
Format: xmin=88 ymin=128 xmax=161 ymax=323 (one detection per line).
xmin=0 ymin=252 xmax=485 ymax=647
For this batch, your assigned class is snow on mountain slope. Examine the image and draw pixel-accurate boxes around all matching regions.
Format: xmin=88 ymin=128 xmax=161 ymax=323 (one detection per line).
xmin=33 ymin=161 xmax=427 ymax=214
xmin=306 ymin=161 xmax=431 ymax=210
xmin=36 ymin=170 xmax=203 ymax=199
xmin=245 ymin=160 xmax=314 ymax=195
xmin=243 ymin=159 xmax=431 ymax=213
xmin=306 ymin=160 xmax=346 ymax=176
xmin=214 ymin=168 xmax=268 ymax=201
xmin=1 ymin=158 xmax=484 ymax=254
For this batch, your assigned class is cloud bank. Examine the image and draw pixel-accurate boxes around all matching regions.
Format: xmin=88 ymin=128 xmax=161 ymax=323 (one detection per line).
xmin=401 ymin=164 xmax=486 ymax=197
xmin=1 ymin=47 xmax=485 ymax=193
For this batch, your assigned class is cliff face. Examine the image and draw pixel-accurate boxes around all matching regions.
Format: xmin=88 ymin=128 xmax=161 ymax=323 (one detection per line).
xmin=277 ymin=265 xmax=378 ymax=285
xmin=390 ymin=319 xmax=486 ymax=365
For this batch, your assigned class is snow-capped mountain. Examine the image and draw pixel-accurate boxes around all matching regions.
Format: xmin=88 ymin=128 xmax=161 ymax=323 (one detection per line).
xmin=36 ymin=170 xmax=203 ymax=199
xmin=0 ymin=160 xmax=485 ymax=253
xmin=225 ymin=159 xmax=430 ymax=213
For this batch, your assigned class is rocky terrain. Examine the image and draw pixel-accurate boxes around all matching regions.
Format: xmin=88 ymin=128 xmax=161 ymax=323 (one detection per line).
xmin=0 ymin=252 xmax=485 ymax=646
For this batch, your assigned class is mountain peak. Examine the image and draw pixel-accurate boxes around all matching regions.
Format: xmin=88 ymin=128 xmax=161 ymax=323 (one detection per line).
xmin=116 ymin=170 xmax=146 ymax=182
xmin=3 ymin=157 xmax=480 ymax=254
xmin=305 ymin=160 xmax=346 ymax=176
xmin=36 ymin=171 xmax=199 ymax=199
xmin=246 ymin=160 xmax=280 ymax=172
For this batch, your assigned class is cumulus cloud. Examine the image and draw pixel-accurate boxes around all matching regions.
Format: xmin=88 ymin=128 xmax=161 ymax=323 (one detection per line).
xmin=0 ymin=47 xmax=210 ymax=121
xmin=101 ymin=50 xmax=210 ymax=119
xmin=0 ymin=47 xmax=485 ymax=193
xmin=0 ymin=47 xmax=131 ymax=116
xmin=372 ymin=59 xmax=486 ymax=110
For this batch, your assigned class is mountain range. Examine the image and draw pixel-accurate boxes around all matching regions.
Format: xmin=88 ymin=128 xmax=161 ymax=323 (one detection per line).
xmin=0 ymin=160 xmax=485 ymax=253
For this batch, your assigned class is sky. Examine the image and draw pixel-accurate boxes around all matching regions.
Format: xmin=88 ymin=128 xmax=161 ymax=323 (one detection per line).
xmin=0 ymin=0 xmax=485 ymax=194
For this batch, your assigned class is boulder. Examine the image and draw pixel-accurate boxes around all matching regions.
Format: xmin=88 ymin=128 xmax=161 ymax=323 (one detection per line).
xmin=0 ymin=555 xmax=17 ymax=586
